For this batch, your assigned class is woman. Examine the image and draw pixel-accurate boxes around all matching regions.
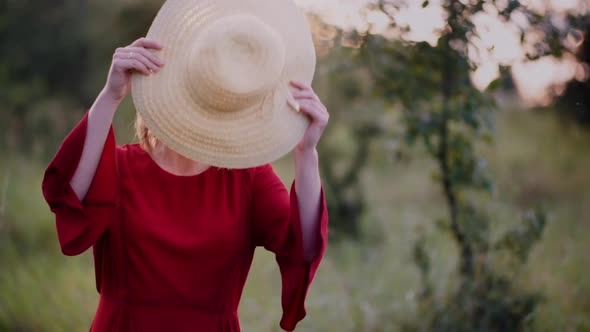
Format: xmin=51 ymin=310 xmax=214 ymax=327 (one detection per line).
xmin=41 ymin=37 xmax=329 ymax=331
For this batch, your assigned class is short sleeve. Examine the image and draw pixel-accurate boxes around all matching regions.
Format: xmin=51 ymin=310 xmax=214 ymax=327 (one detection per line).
xmin=41 ymin=112 xmax=119 ymax=256
xmin=251 ymin=164 xmax=328 ymax=331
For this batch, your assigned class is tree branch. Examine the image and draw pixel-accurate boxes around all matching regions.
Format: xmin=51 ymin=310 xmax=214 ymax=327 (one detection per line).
xmin=0 ymin=169 xmax=10 ymax=228
xmin=439 ymin=44 xmax=474 ymax=278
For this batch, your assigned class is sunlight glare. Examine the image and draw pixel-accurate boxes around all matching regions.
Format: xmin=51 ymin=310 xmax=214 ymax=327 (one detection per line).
xmin=295 ymin=0 xmax=587 ymax=104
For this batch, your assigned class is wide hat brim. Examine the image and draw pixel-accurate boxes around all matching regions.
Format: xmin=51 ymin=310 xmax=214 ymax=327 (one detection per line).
xmin=131 ymin=0 xmax=316 ymax=169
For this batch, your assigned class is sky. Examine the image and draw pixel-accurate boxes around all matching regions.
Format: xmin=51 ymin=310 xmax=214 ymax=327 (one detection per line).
xmin=294 ymin=0 xmax=588 ymax=105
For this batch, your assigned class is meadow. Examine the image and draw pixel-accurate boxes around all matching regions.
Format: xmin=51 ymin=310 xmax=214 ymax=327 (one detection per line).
xmin=1 ymin=106 xmax=589 ymax=331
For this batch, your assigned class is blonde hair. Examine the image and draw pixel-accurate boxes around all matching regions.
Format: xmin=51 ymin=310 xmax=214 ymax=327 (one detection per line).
xmin=134 ymin=115 xmax=159 ymax=152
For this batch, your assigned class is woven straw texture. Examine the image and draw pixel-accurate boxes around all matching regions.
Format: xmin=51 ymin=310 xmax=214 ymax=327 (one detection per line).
xmin=131 ymin=0 xmax=316 ymax=168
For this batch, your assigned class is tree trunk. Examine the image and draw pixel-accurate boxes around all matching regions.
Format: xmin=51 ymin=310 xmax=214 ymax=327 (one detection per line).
xmin=439 ymin=49 xmax=474 ymax=279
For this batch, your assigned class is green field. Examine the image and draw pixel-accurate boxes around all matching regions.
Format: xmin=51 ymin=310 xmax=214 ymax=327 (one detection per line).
xmin=1 ymin=108 xmax=589 ymax=331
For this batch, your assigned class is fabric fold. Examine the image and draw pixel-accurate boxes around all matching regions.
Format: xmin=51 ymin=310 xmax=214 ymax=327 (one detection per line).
xmin=41 ymin=113 xmax=119 ymax=255
xmin=250 ymin=165 xmax=329 ymax=331
xmin=278 ymin=183 xmax=328 ymax=331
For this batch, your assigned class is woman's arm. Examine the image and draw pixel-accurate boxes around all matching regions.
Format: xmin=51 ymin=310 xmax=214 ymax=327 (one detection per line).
xmin=291 ymin=81 xmax=329 ymax=263
xmin=70 ymin=38 xmax=164 ymax=201
xmin=294 ymin=148 xmax=322 ymax=263
xmin=70 ymin=92 xmax=119 ymax=200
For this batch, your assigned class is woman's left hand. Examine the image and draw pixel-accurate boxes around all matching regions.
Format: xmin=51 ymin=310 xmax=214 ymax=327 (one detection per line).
xmin=290 ymin=81 xmax=329 ymax=153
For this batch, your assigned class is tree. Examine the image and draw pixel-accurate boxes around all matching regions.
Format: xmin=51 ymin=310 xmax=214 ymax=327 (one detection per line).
xmin=0 ymin=0 xmax=164 ymax=157
xmin=331 ymin=0 xmax=586 ymax=330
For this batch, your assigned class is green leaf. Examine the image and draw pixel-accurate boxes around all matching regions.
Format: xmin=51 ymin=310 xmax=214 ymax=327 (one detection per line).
xmin=494 ymin=209 xmax=547 ymax=263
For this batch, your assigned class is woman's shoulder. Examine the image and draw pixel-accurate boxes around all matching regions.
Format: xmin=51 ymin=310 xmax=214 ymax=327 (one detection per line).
xmin=113 ymin=143 xmax=146 ymax=174
xmin=241 ymin=164 xmax=280 ymax=187
xmin=115 ymin=143 xmax=145 ymax=159
xmin=117 ymin=142 xmax=141 ymax=152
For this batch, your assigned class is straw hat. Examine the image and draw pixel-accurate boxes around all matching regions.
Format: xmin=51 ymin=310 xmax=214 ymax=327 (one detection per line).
xmin=131 ymin=0 xmax=316 ymax=169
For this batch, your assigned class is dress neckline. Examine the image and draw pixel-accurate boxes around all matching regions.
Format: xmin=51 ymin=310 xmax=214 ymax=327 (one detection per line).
xmin=135 ymin=144 xmax=214 ymax=179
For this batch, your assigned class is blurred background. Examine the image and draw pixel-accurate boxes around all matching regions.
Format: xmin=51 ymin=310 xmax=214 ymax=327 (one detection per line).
xmin=1 ymin=0 xmax=589 ymax=331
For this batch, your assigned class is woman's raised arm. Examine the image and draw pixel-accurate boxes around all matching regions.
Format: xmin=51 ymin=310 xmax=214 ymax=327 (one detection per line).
xmin=70 ymin=38 xmax=164 ymax=201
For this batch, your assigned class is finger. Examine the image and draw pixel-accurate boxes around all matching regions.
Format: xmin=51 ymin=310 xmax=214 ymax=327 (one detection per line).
xmin=290 ymin=80 xmax=312 ymax=91
xmin=134 ymin=53 xmax=162 ymax=72
xmin=292 ymin=90 xmax=318 ymax=101
xmin=297 ymin=99 xmax=328 ymax=115
xmin=131 ymin=37 xmax=164 ymax=50
xmin=298 ymin=100 xmax=329 ymax=125
xmin=117 ymin=51 xmax=161 ymax=72
xmin=115 ymin=58 xmax=151 ymax=75
xmin=125 ymin=47 xmax=165 ymax=66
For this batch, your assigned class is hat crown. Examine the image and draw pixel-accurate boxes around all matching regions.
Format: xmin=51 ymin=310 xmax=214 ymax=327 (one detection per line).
xmin=187 ymin=14 xmax=286 ymax=113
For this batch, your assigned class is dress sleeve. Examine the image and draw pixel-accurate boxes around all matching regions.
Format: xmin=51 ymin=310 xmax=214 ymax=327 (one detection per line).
xmin=251 ymin=164 xmax=328 ymax=331
xmin=41 ymin=112 xmax=119 ymax=256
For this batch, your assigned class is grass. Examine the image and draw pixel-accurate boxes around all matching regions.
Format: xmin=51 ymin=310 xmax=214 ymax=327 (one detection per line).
xmin=1 ymin=108 xmax=589 ymax=331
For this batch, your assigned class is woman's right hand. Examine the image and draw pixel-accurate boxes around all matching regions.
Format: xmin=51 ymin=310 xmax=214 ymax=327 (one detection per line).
xmin=103 ymin=37 xmax=165 ymax=102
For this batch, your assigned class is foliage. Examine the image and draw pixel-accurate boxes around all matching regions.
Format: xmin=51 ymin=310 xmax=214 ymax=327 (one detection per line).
xmin=0 ymin=0 xmax=89 ymax=154
xmin=326 ymin=0 xmax=588 ymax=330
xmin=0 ymin=0 xmax=161 ymax=158
xmin=557 ymin=20 xmax=590 ymax=126
xmin=312 ymin=27 xmax=386 ymax=239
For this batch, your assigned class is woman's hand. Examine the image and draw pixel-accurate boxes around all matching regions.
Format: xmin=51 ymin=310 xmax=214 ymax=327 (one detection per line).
xmin=103 ymin=38 xmax=165 ymax=103
xmin=290 ymin=81 xmax=329 ymax=153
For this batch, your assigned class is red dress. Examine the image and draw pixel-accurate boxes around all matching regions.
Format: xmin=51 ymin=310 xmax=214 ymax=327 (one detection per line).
xmin=41 ymin=113 xmax=328 ymax=331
